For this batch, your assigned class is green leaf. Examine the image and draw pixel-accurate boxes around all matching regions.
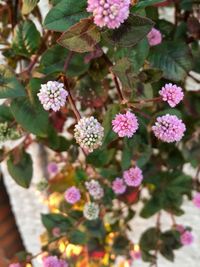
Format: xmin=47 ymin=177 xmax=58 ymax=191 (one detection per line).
xmin=148 ymin=41 xmax=193 ymax=81
xmin=69 ymin=230 xmax=87 ymax=245
xmin=41 ymin=213 xmax=73 ymax=232
xmin=7 ymin=151 xmax=33 ymax=188
xmin=21 ymin=0 xmax=39 ymax=15
xmin=121 ymin=137 xmax=137 ymax=170
xmin=113 ymin=235 xmax=129 ymax=254
xmin=140 ymin=227 xmax=160 ymax=251
xmin=39 ymin=45 xmax=89 ymax=76
xmin=58 ymin=19 xmax=101 ymax=53
xmin=0 ymin=105 xmax=14 ymax=122
xmin=12 ymin=20 xmax=41 ymax=57
xmin=10 ymin=79 xmax=49 ymax=136
xmin=0 ymin=65 xmax=25 ymax=99
xmin=132 ymin=0 xmax=167 ymax=11
xmin=44 ymin=0 xmax=88 ymax=32
xmin=86 ymin=148 xmax=115 ymax=167
xmin=103 ymin=14 xmax=154 ymax=47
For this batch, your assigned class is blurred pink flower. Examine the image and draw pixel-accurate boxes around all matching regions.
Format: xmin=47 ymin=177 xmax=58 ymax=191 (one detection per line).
xmin=64 ymin=186 xmax=81 ymax=204
xmin=9 ymin=264 xmax=21 ymax=267
xmin=193 ymin=193 xmax=200 ymax=208
xmin=47 ymin=162 xmax=58 ymax=174
xmin=43 ymin=256 xmax=68 ymax=267
xmin=180 ymin=231 xmax=194 ymax=246
xmin=112 ymin=177 xmax=127 ymax=194
xmin=123 ymin=166 xmax=143 ymax=187
xmin=147 ymin=28 xmax=162 ymax=46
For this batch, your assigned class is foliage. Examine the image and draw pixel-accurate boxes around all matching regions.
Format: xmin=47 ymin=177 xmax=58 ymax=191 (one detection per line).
xmin=0 ymin=0 xmax=200 ymax=266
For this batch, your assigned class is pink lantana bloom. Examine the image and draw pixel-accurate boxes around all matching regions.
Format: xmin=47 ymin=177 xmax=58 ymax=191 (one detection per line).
xmin=112 ymin=177 xmax=127 ymax=194
xmin=112 ymin=111 xmax=139 ymax=138
xmin=37 ymin=81 xmax=68 ymax=112
xmin=87 ymin=0 xmax=131 ymax=29
xmin=147 ymin=28 xmax=162 ymax=46
xmin=9 ymin=264 xmax=21 ymax=267
xmin=152 ymin=114 xmax=186 ymax=143
xmin=123 ymin=166 xmax=143 ymax=187
xmin=43 ymin=256 xmax=68 ymax=267
xmin=47 ymin=162 xmax=58 ymax=174
xmin=64 ymin=186 xmax=81 ymax=204
xmin=193 ymin=193 xmax=200 ymax=208
xmin=159 ymin=83 xmax=184 ymax=107
xmin=180 ymin=231 xmax=194 ymax=246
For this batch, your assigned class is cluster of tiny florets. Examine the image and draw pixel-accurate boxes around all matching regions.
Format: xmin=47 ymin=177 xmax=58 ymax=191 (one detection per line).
xmin=0 ymin=122 xmax=21 ymax=142
xmin=123 ymin=166 xmax=143 ymax=187
xmin=47 ymin=162 xmax=58 ymax=175
xmin=112 ymin=177 xmax=127 ymax=194
xmin=83 ymin=202 xmax=99 ymax=220
xmin=112 ymin=111 xmax=139 ymax=138
xmin=87 ymin=0 xmax=131 ymax=29
xmin=64 ymin=186 xmax=81 ymax=204
xmin=43 ymin=256 xmax=68 ymax=267
xmin=74 ymin=116 xmax=104 ymax=152
xmin=180 ymin=230 xmax=194 ymax=246
xmin=159 ymin=83 xmax=184 ymax=107
xmin=152 ymin=114 xmax=186 ymax=143
xmin=37 ymin=81 xmax=68 ymax=112
xmin=85 ymin=179 xmax=104 ymax=199
xmin=147 ymin=27 xmax=162 ymax=46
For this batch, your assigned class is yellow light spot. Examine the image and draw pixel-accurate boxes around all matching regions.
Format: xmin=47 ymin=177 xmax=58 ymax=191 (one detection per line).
xmin=59 ymin=241 xmax=66 ymax=253
xmin=66 ymin=244 xmax=82 ymax=257
xmin=102 ymin=253 xmax=109 ymax=265
xmin=26 ymin=264 xmax=32 ymax=267
xmin=134 ymin=244 xmax=140 ymax=252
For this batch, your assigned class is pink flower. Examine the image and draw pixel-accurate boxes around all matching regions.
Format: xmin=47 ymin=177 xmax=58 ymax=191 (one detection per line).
xmin=123 ymin=166 xmax=143 ymax=187
xmin=193 ymin=193 xmax=200 ymax=208
xmin=152 ymin=114 xmax=186 ymax=143
xmin=9 ymin=264 xmax=21 ymax=267
xmin=47 ymin=162 xmax=58 ymax=174
xmin=87 ymin=0 xmax=131 ymax=29
xmin=37 ymin=81 xmax=68 ymax=112
xmin=159 ymin=83 xmax=184 ymax=107
xmin=112 ymin=177 xmax=127 ymax=194
xmin=64 ymin=186 xmax=81 ymax=204
xmin=85 ymin=180 xmax=104 ymax=200
xmin=112 ymin=111 xmax=139 ymax=138
xmin=43 ymin=256 xmax=68 ymax=267
xmin=147 ymin=28 xmax=162 ymax=46
xmin=52 ymin=227 xmax=61 ymax=237
xmin=180 ymin=231 xmax=194 ymax=246
xmin=176 ymin=224 xmax=185 ymax=234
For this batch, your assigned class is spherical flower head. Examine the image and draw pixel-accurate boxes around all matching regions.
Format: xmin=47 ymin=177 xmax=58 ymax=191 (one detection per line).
xmin=112 ymin=177 xmax=127 ymax=194
xmin=87 ymin=0 xmax=131 ymax=29
xmin=180 ymin=231 xmax=194 ymax=246
xmin=152 ymin=114 xmax=186 ymax=143
xmin=147 ymin=28 xmax=162 ymax=46
xmin=37 ymin=81 xmax=68 ymax=112
xmin=74 ymin=116 xmax=104 ymax=152
xmin=123 ymin=166 xmax=143 ymax=187
xmin=64 ymin=186 xmax=81 ymax=204
xmin=112 ymin=111 xmax=139 ymax=138
xmin=83 ymin=202 xmax=99 ymax=220
xmin=85 ymin=179 xmax=104 ymax=200
xmin=47 ymin=162 xmax=58 ymax=174
xmin=193 ymin=193 xmax=200 ymax=208
xmin=159 ymin=83 xmax=184 ymax=107
xmin=43 ymin=256 xmax=68 ymax=267
xmin=9 ymin=264 xmax=21 ymax=267
xmin=176 ymin=224 xmax=185 ymax=234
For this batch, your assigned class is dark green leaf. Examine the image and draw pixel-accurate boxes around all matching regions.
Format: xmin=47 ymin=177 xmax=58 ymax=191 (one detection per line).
xmin=0 ymin=65 xmax=25 ymax=99
xmin=103 ymin=14 xmax=154 ymax=47
xmin=7 ymin=151 xmax=33 ymax=188
xmin=44 ymin=0 xmax=88 ymax=32
xmin=41 ymin=213 xmax=73 ymax=232
xmin=69 ymin=230 xmax=87 ymax=244
xmin=132 ymin=0 xmax=167 ymax=11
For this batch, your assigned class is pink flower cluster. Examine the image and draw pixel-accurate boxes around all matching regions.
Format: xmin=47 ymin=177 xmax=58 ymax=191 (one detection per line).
xmin=43 ymin=256 xmax=68 ymax=267
xmin=147 ymin=28 xmax=162 ymax=46
xmin=112 ymin=166 xmax=143 ymax=194
xmin=64 ymin=186 xmax=81 ymax=204
xmin=159 ymin=83 xmax=184 ymax=107
xmin=112 ymin=111 xmax=139 ymax=138
xmin=47 ymin=162 xmax=58 ymax=175
xmin=193 ymin=193 xmax=200 ymax=208
xmin=87 ymin=0 xmax=131 ymax=29
xmin=112 ymin=177 xmax=127 ymax=194
xmin=152 ymin=114 xmax=186 ymax=143
xmin=123 ymin=166 xmax=143 ymax=187
xmin=176 ymin=225 xmax=194 ymax=246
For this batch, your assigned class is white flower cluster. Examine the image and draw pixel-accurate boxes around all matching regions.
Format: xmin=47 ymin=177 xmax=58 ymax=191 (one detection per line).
xmin=74 ymin=116 xmax=104 ymax=152
xmin=85 ymin=179 xmax=104 ymax=200
xmin=83 ymin=202 xmax=99 ymax=221
xmin=37 ymin=81 xmax=68 ymax=112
